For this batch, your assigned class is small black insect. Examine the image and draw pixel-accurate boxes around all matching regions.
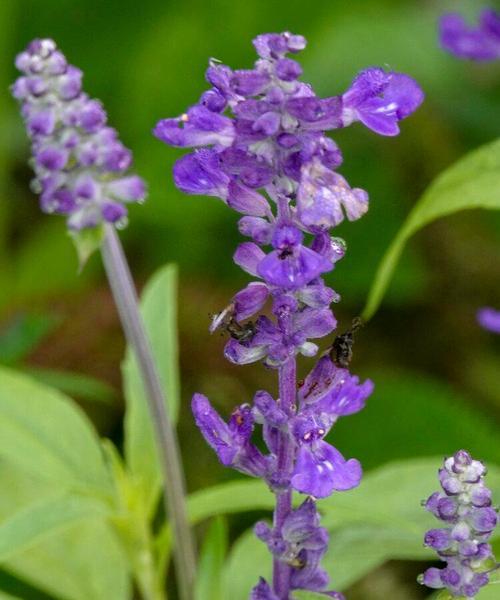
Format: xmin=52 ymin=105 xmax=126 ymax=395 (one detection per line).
xmin=226 ymin=317 xmax=256 ymax=343
xmin=329 ymin=317 xmax=363 ymax=368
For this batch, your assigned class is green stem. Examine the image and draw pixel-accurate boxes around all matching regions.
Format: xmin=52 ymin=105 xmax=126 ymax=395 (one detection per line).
xmin=101 ymin=225 xmax=196 ymax=600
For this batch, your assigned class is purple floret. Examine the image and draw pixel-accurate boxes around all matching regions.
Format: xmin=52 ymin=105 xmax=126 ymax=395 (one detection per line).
xmin=477 ymin=306 xmax=500 ymax=334
xmin=440 ymin=9 xmax=500 ymax=61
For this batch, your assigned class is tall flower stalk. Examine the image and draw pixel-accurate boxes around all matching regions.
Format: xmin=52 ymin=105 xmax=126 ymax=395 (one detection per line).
xmin=155 ymin=32 xmax=423 ymax=598
xmin=11 ymin=39 xmax=196 ymax=600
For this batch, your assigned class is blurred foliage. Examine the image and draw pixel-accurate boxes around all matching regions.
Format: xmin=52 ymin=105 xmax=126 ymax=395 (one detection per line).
xmin=1 ymin=0 xmax=500 ymax=598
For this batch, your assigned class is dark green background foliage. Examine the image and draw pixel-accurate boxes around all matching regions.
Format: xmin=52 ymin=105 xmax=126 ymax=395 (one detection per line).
xmin=1 ymin=0 xmax=500 ymax=598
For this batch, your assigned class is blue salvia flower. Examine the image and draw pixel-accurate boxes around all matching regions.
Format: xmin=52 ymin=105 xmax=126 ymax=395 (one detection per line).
xmin=419 ymin=450 xmax=499 ymax=598
xmin=11 ymin=38 xmax=146 ymax=230
xmin=155 ymin=31 xmax=422 ymax=598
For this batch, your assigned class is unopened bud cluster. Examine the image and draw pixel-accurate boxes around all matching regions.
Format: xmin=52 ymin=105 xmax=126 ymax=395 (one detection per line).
xmin=419 ymin=450 xmax=499 ymax=598
xmin=12 ymin=39 xmax=145 ymax=230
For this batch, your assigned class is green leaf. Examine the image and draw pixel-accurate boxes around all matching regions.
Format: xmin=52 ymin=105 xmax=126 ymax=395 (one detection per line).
xmin=0 ymin=495 xmax=107 ymax=562
xmin=331 ymin=370 xmax=500 ymax=471
xmin=320 ymin=458 xmax=500 ymax=590
xmin=0 ymin=314 xmax=59 ymax=365
xmin=187 ymin=479 xmax=274 ymax=524
xmin=0 ymin=366 xmax=113 ymax=498
xmin=195 ymin=517 xmax=228 ymax=600
xmin=22 ymin=367 xmax=117 ymax=405
xmin=221 ymin=528 xmax=269 ymax=600
xmin=0 ymin=459 xmax=129 ymax=600
xmin=123 ymin=264 xmax=181 ymax=507
xmin=362 ymin=138 xmax=500 ymax=321
xmin=70 ymin=225 xmax=104 ymax=271
xmin=194 ymin=458 xmax=500 ymax=596
xmin=3 ymin=519 xmax=131 ymax=600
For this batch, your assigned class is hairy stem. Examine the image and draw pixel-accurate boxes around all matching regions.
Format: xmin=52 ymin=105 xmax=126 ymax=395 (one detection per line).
xmin=101 ymin=225 xmax=196 ymax=600
xmin=273 ymin=311 xmax=297 ymax=599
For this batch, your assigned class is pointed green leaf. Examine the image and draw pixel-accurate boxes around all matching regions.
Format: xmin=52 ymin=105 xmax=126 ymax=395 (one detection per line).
xmin=22 ymin=367 xmax=117 ymax=405
xmin=362 ymin=138 xmax=500 ymax=321
xmin=221 ymin=528 xmax=269 ymax=600
xmin=0 ymin=495 xmax=107 ymax=562
xmin=188 ymin=479 xmax=274 ymax=524
xmin=195 ymin=517 xmax=228 ymax=600
xmin=0 ymin=366 xmax=113 ymax=497
xmin=70 ymin=225 xmax=104 ymax=271
xmin=3 ymin=519 xmax=131 ymax=600
xmin=123 ymin=264 xmax=181 ymax=507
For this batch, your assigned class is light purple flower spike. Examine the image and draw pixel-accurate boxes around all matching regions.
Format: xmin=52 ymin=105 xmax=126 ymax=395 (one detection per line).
xmin=155 ymin=31 xmax=421 ymax=598
xmin=12 ymin=39 xmax=146 ymax=230
xmin=419 ymin=451 xmax=499 ymax=598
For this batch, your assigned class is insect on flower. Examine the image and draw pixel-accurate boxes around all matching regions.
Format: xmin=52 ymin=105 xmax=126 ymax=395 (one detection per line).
xmin=330 ymin=317 xmax=363 ymax=368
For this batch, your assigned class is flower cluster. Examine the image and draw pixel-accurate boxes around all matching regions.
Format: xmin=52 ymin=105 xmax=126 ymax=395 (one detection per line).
xmin=477 ymin=307 xmax=500 ymax=334
xmin=156 ymin=31 xmax=422 ymax=599
xmin=12 ymin=39 xmax=146 ymax=230
xmin=419 ymin=450 xmax=499 ymax=598
xmin=440 ymin=9 xmax=500 ymax=61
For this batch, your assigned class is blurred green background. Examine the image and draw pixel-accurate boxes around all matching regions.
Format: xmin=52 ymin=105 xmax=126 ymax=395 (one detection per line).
xmin=1 ymin=0 xmax=500 ymax=598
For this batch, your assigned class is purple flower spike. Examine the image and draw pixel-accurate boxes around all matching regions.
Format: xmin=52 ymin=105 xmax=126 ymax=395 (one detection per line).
xmin=158 ymin=31 xmax=420 ymax=599
xmin=342 ymin=67 xmax=424 ymax=136
xmin=12 ymin=39 xmax=146 ymax=230
xmin=477 ymin=306 xmax=500 ymax=334
xmin=419 ymin=451 xmax=499 ymax=598
xmin=440 ymin=10 xmax=500 ymax=61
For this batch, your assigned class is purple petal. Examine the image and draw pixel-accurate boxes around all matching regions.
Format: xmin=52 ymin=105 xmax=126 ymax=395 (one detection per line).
xmin=291 ymin=441 xmax=362 ymax=498
xmin=233 ymin=242 xmax=266 ymax=276
xmin=342 ymin=68 xmax=424 ymax=136
xmin=227 ymin=181 xmax=271 ymax=217
xmin=233 ymin=282 xmax=269 ymax=321
xmin=238 ymin=216 xmax=273 ymax=245
xmin=440 ymin=11 xmax=500 ymax=61
xmin=101 ymin=202 xmax=127 ymax=223
xmin=250 ymin=578 xmax=279 ymax=600
xmin=477 ymin=306 xmax=500 ymax=334
xmin=153 ymin=105 xmax=234 ymax=148
xmin=224 ymin=338 xmax=267 ymax=365
xmin=191 ymin=393 xmax=236 ymax=465
xmin=107 ymin=176 xmax=146 ymax=202
xmin=275 ymin=58 xmax=303 ymax=81
xmin=257 ymin=246 xmax=333 ymax=290
xmin=231 ymin=69 xmax=270 ymax=96
xmin=173 ymin=150 xmax=229 ymax=198
xmin=294 ymin=307 xmax=337 ymax=339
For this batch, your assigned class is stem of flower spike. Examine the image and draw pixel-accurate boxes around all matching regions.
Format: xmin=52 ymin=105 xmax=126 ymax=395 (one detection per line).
xmin=273 ymin=311 xmax=297 ymax=599
xmin=101 ymin=225 xmax=196 ymax=600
